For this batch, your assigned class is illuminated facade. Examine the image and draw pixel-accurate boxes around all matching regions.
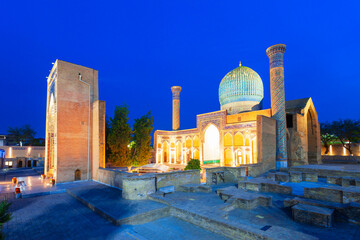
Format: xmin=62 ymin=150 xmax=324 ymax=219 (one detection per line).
xmin=45 ymin=60 xmax=106 ymax=182
xmin=154 ymin=44 xmax=322 ymax=169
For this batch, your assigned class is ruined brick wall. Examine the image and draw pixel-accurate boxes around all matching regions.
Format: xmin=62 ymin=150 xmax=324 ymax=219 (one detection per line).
xmin=155 ymin=170 xmax=200 ymax=190
xmin=252 ymin=115 xmax=276 ymax=176
xmin=97 ymin=168 xmax=132 ymax=189
xmin=205 ymin=167 xmax=247 ymax=185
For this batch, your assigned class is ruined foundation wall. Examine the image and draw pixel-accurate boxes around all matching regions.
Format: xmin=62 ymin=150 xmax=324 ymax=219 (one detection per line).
xmin=155 ymin=170 xmax=200 ymax=190
xmin=97 ymin=168 xmax=132 ymax=189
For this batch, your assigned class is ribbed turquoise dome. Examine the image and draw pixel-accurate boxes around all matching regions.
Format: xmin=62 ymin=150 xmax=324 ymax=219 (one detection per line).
xmin=219 ymin=63 xmax=264 ymax=114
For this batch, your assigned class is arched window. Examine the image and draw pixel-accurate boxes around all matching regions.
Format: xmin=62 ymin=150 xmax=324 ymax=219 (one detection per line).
xmin=234 ymin=132 xmax=244 ymax=146
xmin=224 ymin=133 xmax=233 ymax=146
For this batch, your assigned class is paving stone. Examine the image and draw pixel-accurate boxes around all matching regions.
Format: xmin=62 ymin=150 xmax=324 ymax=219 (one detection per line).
xmin=292 ymin=203 xmax=334 ymax=227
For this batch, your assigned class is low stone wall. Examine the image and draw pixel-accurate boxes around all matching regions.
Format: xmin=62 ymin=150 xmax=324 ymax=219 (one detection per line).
xmin=321 ymin=143 xmax=360 ymax=156
xmin=97 ymin=168 xmax=133 ymax=189
xmin=321 ymin=155 xmax=360 ymax=164
xmin=205 ymin=167 xmax=246 ymax=185
xmin=304 ymin=187 xmax=343 ymax=203
xmin=247 ymin=162 xmax=276 ymax=177
xmin=155 ymin=170 xmax=200 ymax=191
xmin=122 ymin=175 xmax=156 ymax=200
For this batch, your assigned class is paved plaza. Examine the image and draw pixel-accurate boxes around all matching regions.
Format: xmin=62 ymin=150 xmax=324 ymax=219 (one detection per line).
xmin=2 ymin=167 xmax=360 ymax=240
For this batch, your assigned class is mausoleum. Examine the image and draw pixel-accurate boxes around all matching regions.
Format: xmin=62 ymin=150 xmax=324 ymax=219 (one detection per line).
xmin=154 ymin=44 xmax=321 ymax=169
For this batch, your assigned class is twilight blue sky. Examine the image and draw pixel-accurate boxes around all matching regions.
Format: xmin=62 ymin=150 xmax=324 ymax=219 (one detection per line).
xmin=1 ymin=0 xmax=360 ymax=137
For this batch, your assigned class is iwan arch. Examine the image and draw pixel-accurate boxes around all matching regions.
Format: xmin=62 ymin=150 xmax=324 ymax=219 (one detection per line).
xmin=154 ymin=44 xmax=321 ymax=169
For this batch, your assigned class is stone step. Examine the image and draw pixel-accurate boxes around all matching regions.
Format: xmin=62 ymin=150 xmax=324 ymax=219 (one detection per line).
xmin=238 ymin=177 xmax=292 ymax=195
xmin=216 ymin=186 xmax=272 ymax=210
xmin=66 ymin=183 xmax=170 ymax=225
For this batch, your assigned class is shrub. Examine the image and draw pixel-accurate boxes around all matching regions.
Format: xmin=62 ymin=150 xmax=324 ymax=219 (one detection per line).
xmin=0 ymin=200 xmax=12 ymax=240
xmin=184 ymin=159 xmax=201 ymax=170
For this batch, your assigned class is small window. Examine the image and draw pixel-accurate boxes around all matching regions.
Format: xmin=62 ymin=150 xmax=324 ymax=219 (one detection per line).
xmin=286 ymin=114 xmax=293 ymax=128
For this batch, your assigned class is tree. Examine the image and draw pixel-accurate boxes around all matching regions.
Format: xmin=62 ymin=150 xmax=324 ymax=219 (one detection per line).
xmin=107 ymin=105 xmax=132 ymax=166
xmin=131 ymin=111 xmax=154 ymax=167
xmin=0 ymin=200 xmax=11 ymax=240
xmin=184 ymin=159 xmax=201 ymax=170
xmin=331 ymin=119 xmax=360 ymax=155
xmin=320 ymin=122 xmax=337 ymax=155
xmin=105 ymin=115 xmax=111 ymax=162
xmin=7 ymin=125 xmax=36 ymax=146
xmin=6 ymin=127 xmax=22 ymax=145
xmin=22 ymin=125 xmax=36 ymax=145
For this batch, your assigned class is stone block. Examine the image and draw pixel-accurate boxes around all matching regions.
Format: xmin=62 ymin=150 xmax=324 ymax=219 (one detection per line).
xmin=342 ymin=177 xmax=356 ymax=187
xmin=245 ymin=182 xmax=261 ymax=191
xmin=302 ymin=172 xmax=318 ymax=182
xmin=342 ymin=188 xmax=360 ymax=203
xmin=327 ymin=176 xmax=342 ymax=185
xmin=292 ymin=203 xmax=334 ymax=227
xmin=345 ymin=202 xmax=360 ymax=224
xmin=284 ymin=198 xmax=299 ymax=208
xmin=179 ymin=184 xmax=212 ymax=193
xmin=279 ymin=167 xmax=289 ymax=172
xmin=304 ymin=187 xmax=343 ymax=203
xmin=238 ymin=181 xmax=246 ymax=189
xmin=275 ymin=172 xmax=289 ymax=182
xmin=217 ymin=186 xmax=272 ymax=209
xmin=122 ymin=175 xmax=156 ymax=200
xmin=356 ymin=179 xmax=360 ymax=187
xmin=261 ymin=183 xmax=292 ymax=195
xmin=266 ymin=172 xmax=276 ymax=181
xmin=238 ymin=176 xmax=248 ymax=181
xmin=289 ymin=171 xmax=302 ymax=183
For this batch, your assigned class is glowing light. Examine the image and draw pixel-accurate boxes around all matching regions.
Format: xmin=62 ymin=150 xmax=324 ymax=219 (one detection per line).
xmin=330 ymin=145 xmax=333 ymax=155
xmin=343 ymin=147 xmax=346 ymax=156
xmin=9 ymin=147 xmax=12 ymax=158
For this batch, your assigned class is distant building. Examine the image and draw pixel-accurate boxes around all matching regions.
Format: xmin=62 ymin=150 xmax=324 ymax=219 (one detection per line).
xmin=0 ymin=146 xmax=45 ymax=169
xmin=0 ymin=134 xmax=6 ymax=146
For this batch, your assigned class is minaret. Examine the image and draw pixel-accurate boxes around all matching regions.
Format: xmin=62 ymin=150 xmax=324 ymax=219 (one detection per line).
xmin=266 ymin=44 xmax=287 ymax=169
xmin=171 ymin=86 xmax=182 ymax=131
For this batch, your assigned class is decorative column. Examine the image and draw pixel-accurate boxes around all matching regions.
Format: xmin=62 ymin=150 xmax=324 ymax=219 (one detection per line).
xmin=171 ymin=86 xmax=182 ymax=131
xmin=266 ymin=44 xmax=287 ymax=169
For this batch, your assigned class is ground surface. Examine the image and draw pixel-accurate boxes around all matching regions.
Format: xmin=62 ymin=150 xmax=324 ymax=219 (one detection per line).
xmin=151 ymin=184 xmax=360 ymax=240
xmin=2 ymin=167 xmax=360 ymax=240
xmin=3 ymin=193 xmax=229 ymax=240
xmin=1 ymin=168 xmax=229 ymax=240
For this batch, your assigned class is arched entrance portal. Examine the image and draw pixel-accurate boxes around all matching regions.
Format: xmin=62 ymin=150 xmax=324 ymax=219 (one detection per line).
xmin=203 ymin=124 xmax=220 ymax=165
xmin=307 ymin=109 xmax=318 ymax=164
xmin=162 ymin=141 xmax=169 ymax=163
xmin=75 ymin=169 xmax=81 ymax=181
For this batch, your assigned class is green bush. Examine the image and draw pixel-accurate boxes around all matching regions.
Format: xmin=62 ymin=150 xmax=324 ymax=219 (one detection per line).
xmin=184 ymin=159 xmax=201 ymax=170
xmin=0 ymin=200 xmax=12 ymax=240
